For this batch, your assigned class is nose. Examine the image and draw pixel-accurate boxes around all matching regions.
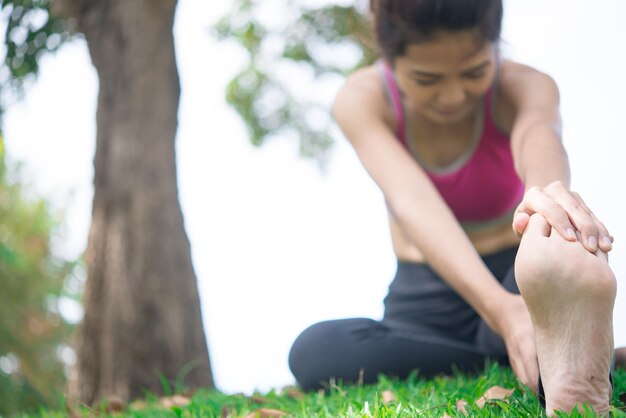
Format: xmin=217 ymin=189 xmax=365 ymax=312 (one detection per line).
xmin=438 ymin=81 xmax=466 ymax=108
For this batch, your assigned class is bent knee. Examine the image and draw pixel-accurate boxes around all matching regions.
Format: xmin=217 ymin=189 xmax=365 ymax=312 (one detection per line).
xmin=288 ymin=319 xmax=383 ymax=391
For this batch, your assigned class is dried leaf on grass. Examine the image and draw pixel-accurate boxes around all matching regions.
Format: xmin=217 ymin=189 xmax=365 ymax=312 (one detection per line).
xmin=129 ymin=400 xmax=149 ymax=411
xmin=475 ymin=385 xmax=514 ymax=408
xmin=160 ymin=394 xmax=191 ymax=408
xmin=102 ymin=396 xmax=126 ymax=413
xmin=282 ymin=387 xmax=305 ymax=400
xmin=382 ymin=390 xmax=396 ymax=405
xmin=441 ymin=414 xmax=453 ymax=418
xmin=455 ymin=399 xmax=469 ymax=416
xmin=222 ymin=405 xmax=234 ymax=418
xmin=330 ymin=383 xmax=347 ymax=396
xmin=244 ymin=408 xmax=289 ymax=418
xmin=249 ymin=395 xmax=269 ymax=404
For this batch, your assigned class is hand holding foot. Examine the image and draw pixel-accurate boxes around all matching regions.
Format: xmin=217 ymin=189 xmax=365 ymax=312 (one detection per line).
xmin=513 ymin=181 xmax=613 ymax=253
xmin=496 ymin=292 xmax=538 ymax=393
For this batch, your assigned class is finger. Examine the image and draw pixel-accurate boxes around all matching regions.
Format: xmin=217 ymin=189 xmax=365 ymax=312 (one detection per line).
xmin=599 ymin=237 xmax=613 ymax=252
xmin=525 ymin=213 xmax=551 ymax=238
xmin=571 ymin=192 xmax=613 ymax=252
xmin=512 ymin=212 xmax=530 ymax=236
xmin=525 ymin=349 xmax=539 ymax=394
xmin=545 ymin=188 xmax=599 ymax=251
xmin=511 ymin=355 xmax=529 ymax=389
xmin=510 ymin=352 xmax=533 ymax=392
xmin=518 ymin=188 xmax=577 ymax=242
xmin=505 ymin=342 xmax=528 ymax=385
xmin=556 ymin=190 xmax=611 ymax=253
xmin=518 ymin=363 xmax=538 ymax=394
xmin=513 ymin=335 xmax=538 ymax=393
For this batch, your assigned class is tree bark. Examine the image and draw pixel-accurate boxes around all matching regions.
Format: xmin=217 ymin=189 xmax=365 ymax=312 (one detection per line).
xmin=64 ymin=0 xmax=214 ymax=405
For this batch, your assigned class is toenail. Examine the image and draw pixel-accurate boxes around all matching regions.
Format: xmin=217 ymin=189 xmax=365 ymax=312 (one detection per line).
xmin=588 ymin=235 xmax=598 ymax=249
xmin=601 ymin=236 xmax=613 ymax=248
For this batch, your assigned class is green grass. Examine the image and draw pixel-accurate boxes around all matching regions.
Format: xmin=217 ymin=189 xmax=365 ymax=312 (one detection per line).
xmin=22 ymin=364 xmax=626 ymax=417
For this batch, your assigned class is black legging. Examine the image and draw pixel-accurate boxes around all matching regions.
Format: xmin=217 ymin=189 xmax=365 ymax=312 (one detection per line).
xmin=288 ymin=246 xmax=520 ymax=391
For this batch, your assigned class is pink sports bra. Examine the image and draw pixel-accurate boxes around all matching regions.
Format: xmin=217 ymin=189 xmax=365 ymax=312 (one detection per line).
xmin=380 ymin=62 xmax=524 ymax=227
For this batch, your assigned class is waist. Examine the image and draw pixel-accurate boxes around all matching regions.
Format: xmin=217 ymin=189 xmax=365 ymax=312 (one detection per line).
xmin=397 ymin=244 xmax=519 ymax=271
xmin=390 ymin=213 xmax=520 ymax=263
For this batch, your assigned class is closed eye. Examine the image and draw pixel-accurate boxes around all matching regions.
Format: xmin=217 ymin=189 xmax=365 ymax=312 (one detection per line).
xmin=414 ymin=77 xmax=440 ymax=86
xmin=462 ymin=61 xmax=491 ymax=79
xmin=463 ymin=71 xmax=486 ymax=80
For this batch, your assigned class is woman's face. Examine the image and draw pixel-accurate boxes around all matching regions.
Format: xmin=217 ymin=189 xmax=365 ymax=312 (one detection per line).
xmin=394 ymin=30 xmax=498 ymax=124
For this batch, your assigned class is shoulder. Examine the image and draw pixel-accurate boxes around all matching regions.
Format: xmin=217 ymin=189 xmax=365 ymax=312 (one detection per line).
xmin=336 ymin=64 xmax=384 ymax=101
xmin=331 ymin=66 xmax=429 ymax=210
xmin=494 ymin=60 xmax=560 ymax=133
xmin=332 ymin=64 xmax=395 ymax=134
xmin=498 ymin=60 xmax=559 ymax=98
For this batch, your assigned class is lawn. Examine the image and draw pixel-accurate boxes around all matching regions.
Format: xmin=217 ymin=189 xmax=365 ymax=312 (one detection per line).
xmin=25 ymin=364 xmax=626 ymax=417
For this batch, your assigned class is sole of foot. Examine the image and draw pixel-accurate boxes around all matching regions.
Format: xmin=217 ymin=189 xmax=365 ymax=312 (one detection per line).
xmin=515 ymin=214 xmax=616 ymax=416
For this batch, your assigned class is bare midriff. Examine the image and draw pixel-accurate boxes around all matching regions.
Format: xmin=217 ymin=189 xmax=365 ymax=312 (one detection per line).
xmin=389 ymin=212 xmax=521 ymax=263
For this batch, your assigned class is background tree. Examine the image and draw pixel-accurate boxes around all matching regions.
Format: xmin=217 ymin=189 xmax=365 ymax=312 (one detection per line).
xmin=0 ymin=134 xmax=76 ymax=415
xmin=1 ymin=0 xmax=376 ymax=408
xmin=2 ymin=0 xmax=213 ymax=406
xmin=214 ymin=0 xmax=376 ymax=168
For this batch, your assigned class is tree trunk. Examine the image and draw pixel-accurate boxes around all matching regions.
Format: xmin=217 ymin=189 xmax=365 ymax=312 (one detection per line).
xmin=64 ymin=0 xmax=213 ymax=405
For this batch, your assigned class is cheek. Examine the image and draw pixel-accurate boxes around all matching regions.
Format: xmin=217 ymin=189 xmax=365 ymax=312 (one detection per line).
xmin=466 ymin=82 xmax=491 ymax=99
xmin=469 ymin=70 xmax=497 ymax=96
xmin=397 ymin=80 xmax=433 ymax=104
xmin=406 ymin=87 xmax=432 ymax=103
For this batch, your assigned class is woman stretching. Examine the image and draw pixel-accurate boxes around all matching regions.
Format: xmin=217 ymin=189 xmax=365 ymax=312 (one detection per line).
xmin=288 ymin=0 xmax=619 ymax=415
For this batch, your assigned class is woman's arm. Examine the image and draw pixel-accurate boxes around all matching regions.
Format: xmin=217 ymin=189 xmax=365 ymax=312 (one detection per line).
xmin=498 ymin=61 xmax=612 ymax=253
xmin=333 ymin=69 xmax=538 ymax=388
xmin=333 ymin=71 xmax=509 ymax=333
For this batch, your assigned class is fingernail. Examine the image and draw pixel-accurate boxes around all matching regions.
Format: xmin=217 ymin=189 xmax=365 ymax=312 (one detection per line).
xmin=587 ymin=235 xmax=597 ymax=249
xmin=601 ymin=236 xmax=613 ymax=249
xmin=566 ymin=228 xmax=577 ymax=240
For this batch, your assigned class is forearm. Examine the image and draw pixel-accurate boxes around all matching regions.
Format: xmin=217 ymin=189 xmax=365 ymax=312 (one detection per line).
xmin=392 ymin=190 xmax=510 ymax=333
xmin=514 ymin=121 xmax=570 ymax=190
xmin=511 ymin=121 xmax=612 ymax=252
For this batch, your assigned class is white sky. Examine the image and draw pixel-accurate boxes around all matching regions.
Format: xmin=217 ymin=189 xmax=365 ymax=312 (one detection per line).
xmin=2 ymin=0 xmax=626 ymax=395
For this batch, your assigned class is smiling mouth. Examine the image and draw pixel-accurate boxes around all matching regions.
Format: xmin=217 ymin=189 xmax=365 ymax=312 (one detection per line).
xmin=436 ymin=107 xmax=464 ymax=116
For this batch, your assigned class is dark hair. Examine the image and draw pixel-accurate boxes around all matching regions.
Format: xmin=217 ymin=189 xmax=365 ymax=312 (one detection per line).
xmin=371 ymin=0 xmax=503 ymax=63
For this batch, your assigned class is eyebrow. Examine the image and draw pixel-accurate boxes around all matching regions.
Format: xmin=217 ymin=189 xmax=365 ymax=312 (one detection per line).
xmin=411 ymin=60 xmax=492 ymax=78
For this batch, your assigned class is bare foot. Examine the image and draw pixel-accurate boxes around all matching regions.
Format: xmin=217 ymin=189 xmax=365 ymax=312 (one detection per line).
xmin=515 ymin=214 xmax=616 ymax=416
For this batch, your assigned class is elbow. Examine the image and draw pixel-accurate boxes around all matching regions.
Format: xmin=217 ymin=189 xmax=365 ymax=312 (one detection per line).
xmin=384 ymin=192 xmax=418 ymax=225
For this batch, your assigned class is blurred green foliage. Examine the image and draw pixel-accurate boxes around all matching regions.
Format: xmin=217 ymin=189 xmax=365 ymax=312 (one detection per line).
xmin=0 ymin=0 xmax=72 ymax=120
xmin=214 ymin=0 xmax=377 ymax=167
xmin=0 ymin=2 xmax=75 ymax=414
xmin=0 ymin=134 xmax=78 ymax=415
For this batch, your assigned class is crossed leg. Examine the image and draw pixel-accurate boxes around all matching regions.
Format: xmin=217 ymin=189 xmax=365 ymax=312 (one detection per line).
xmin=515 ymin=214 xmax=616 ymax=415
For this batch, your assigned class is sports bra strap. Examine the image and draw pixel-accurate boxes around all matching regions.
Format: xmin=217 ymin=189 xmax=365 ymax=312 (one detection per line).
xmin=379 ymin=62 xmax=407 ymax=147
